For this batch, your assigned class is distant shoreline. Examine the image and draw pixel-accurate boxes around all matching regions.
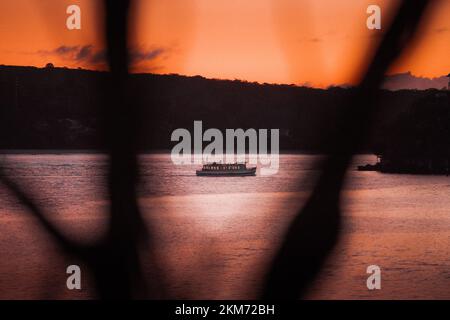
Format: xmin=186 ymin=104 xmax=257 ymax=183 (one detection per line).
xmin=0 ymin=149 xmax=373 ymax=156
xmin=0 ymin=149 xmax=165 ymax=155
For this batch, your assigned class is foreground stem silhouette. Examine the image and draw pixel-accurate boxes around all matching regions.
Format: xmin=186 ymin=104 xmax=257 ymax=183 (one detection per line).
xmin=0 ymin=0 xmax=156 ymax=299
xmin=262 ymin=0 xmax=432 ymax=299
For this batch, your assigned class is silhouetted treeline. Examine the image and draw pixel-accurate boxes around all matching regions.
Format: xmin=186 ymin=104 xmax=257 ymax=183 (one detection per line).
xmin=375 ymin=91 xmax=450 ymax=157
xmin=0 ymin=65 xmax=446 ymax=152
xmin=368 ymin=90 xmax=450 ymax=174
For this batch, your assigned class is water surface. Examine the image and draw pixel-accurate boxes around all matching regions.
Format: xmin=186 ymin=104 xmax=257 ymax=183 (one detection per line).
xmin=1 ymin=154 xmax=449 ymax=299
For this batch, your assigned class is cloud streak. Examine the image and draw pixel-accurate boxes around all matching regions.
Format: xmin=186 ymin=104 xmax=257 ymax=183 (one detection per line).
xmin=39 ymin=45 xmax=167 ymax=68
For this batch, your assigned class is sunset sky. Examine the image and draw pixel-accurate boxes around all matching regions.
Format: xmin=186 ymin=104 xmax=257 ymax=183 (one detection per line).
xmin=0 ymin=0 xmax=449 ymax=87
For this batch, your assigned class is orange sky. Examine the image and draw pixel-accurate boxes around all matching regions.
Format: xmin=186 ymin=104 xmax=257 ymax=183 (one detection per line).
xmin=0 ymin=0 xmax=449 ymax=87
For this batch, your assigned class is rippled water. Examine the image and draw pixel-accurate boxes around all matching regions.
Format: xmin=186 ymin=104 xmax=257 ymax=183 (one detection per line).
xmin=1 ymin=153 xmax=450 ymax=299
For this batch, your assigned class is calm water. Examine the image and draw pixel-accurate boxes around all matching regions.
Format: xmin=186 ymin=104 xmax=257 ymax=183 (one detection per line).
xmin=1 ymin=154 xmax=450 ymax=299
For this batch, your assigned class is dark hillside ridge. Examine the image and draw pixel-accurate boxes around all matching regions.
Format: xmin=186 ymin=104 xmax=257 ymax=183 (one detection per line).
xmin=0 ymin=65 xmax=447 ymax=153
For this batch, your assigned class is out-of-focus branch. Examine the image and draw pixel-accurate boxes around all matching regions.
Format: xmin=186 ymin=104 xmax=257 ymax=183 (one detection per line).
xmin=0 ymin=0 xmax=155 ymax=299
xmin=262 ymin=0 xmax=432 ymax=299
xmin=0 ymin=170 xmax=80 ymax=253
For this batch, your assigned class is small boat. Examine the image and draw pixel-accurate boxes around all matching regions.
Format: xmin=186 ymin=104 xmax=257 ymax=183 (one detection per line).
xmin=196 ymin=162 xmax=256 ymax=176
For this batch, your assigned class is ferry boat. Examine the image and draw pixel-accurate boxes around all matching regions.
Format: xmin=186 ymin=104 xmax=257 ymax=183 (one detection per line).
xmin=196 ymin=162 xmax=257 ymax=176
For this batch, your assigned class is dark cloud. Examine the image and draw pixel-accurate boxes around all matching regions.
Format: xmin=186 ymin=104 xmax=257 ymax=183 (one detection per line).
xmin=89 ymin=50 xmax=106 ymax=64
xmin=129 ymin=48 xmax=165 ymax=64
xmin=39 ymin=45 xmax=100 ymax=64
xmin=75 ymin=45 xmax=94 ymax=61
xmin=54 ymin=46 xmax=80 ymax=55
xmin=39 ymin=45 xmax=167 ymax=68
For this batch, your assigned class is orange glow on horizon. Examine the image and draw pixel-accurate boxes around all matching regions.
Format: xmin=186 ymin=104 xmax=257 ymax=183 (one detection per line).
xmin=0 ymin=0 xmax=449 ymax=87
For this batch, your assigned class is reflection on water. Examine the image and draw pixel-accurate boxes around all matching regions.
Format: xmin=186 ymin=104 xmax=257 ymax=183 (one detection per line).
xmin=0 ymin=154 xmax=450 ymax=299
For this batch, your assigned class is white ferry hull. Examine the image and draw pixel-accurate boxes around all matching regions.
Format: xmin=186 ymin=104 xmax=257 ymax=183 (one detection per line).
xmin=196 ymin=167 xmax=256 ymax=176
